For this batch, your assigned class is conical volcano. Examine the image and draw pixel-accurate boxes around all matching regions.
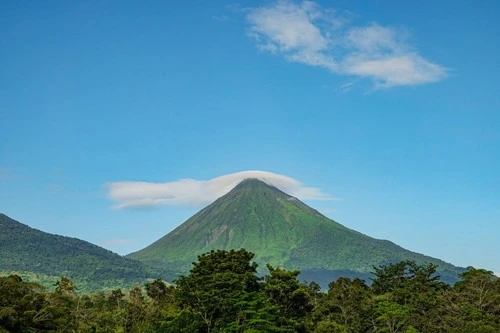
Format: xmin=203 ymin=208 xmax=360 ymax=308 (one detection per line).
xmin=127 ymin=179 xmax=462 ymax=284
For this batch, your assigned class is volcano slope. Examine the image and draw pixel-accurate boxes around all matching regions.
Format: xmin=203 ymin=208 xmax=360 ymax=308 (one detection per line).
xmin=127 ymin=179 xmax=463 ymax=285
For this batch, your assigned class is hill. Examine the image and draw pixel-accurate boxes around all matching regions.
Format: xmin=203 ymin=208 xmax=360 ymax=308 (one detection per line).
xmin=128 ymin=178 xmax=464 ymax=285
xmin=0 ymin=213 xmax=161 ymax=291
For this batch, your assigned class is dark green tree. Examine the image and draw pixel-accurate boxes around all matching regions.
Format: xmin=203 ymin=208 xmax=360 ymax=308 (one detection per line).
xmin=0 ymin=275 xmax=45 ymax=331
xmin=370 ymin=260 xmax=447 ymax=332
xmin=436 ymin=267 xmax=500 ymax=332
xmin=124 ymin=285 xmax=147 ymax=332
xmin=314 ymin=277 xmax=371 ymax=333
xmin=145 ymin=279 xmax=179 ymax=330
xmin=264 ymin=265 xmax=313 ymax=332
xmin=175 ymin=249 xmax=261 ymax=333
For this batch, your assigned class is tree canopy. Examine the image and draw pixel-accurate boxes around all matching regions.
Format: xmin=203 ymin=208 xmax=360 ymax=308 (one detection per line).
xmin=1 ymin=250 xmax=499 ymax=332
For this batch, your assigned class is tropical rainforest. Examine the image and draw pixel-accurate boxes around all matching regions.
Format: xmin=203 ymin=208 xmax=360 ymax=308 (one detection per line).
xmin=1 ymin=249 xmax=499 ymax=333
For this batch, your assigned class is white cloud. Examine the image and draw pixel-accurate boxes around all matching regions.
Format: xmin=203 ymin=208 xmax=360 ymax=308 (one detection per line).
xmin=247 ymin=0 xmax=339 ymax=71
xmin=107 ymin=170 xmax=333 ymax=209
xmin=345 ymin=24 xmax=407 ymax=54
xmin=344 ymin=54 xmax=447 ymax=88
xmin=245 ymin=1 xmax=447 ymax=88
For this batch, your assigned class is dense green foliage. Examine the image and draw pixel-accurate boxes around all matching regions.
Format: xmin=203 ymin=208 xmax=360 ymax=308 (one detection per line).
xmin=0 ymin=213 xmax=164 ymax=292
xmin=127 ymin=179 xmax=463 ymax=285
xmin=1 ymin=249 xmax=498 ymax=332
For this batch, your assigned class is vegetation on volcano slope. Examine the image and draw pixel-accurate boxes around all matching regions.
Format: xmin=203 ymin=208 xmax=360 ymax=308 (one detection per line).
xmin=0 ymin=213 xmax=164 ymax=292
xmin=2 ymin=249 xmax=499 ymax=333
xmin=128 ymin=179 xmax=463 ymax=284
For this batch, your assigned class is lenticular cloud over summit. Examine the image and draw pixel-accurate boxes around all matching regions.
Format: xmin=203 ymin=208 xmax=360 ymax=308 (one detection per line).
xmin=107 ymin=171 xmax=333 ymax=209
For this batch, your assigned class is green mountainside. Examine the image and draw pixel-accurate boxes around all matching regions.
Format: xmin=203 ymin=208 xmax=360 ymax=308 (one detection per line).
xmin=128 ymin=179 xmax=464 ymax=285
xmin=0 ymin=213 xmax=161 ymax=291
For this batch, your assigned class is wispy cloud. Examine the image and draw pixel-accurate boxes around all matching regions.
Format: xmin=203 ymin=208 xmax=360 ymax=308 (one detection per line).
xmin=107 ymin=170 xmax=333 ymax=209
xmin=247 ymin=0 xmax=339 ymax=71
xmin=338 ymin=81 xmax=355 ymax=93
xmin=246 ymin=1 xmax=447 ymax=89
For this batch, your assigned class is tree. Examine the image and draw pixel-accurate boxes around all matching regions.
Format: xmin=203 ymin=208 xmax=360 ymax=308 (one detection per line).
xmin=125 ymin=285 xmax=147 ymax=332
xmin=373 ymin=300 xmax=411 ymax=333
xmin=0 ymin=275 xmax=45 ymax=331
xmin=175 ymin=249 xmax=261 ymax=333
xmin=454 ymin=267 xmax=500 ymax=312
xmin=146 ymin=279 xmax=171 ymax=306
xmin=32 ymin=277 xmax=79 ymax=331
xmin=55 ymin=276 xmax=77 ymax=295
xmin=264 ymin=265 xmax=313 ymax=332
xmin=145 ymin=278 xmax=179 ymax=330
xmin=436 ymin=267 xmax=500 ymax=332
xmin=108 ymin=288 xmax=125 ymax=310
xmin=225 ymin=290 xmax=282 ymax=332
xmin=314 ymin=277 xmax=371 ymax=332
xmin=370 ymin=260 xmax=448 ymax=332
xmin=371 ymin=261 xmax=445 ymax=298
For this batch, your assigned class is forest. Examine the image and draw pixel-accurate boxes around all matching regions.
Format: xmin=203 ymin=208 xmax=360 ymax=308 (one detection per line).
xmin=1 ymin=249 xmax=499 ymax=333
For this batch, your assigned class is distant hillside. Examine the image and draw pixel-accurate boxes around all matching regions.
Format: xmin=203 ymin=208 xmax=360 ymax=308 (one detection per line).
xmin=0 ymin=213 xmax=162 ymax=291
xmin=128 ymin=179 xmax=464 ymax=286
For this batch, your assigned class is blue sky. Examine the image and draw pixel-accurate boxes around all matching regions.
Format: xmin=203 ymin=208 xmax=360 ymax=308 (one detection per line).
xmin=1 ymin=1 xmax=499 ymax=274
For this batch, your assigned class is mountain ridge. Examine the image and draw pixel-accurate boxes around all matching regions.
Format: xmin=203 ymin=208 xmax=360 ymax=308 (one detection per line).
xmin=0 ymin=213 xmax=160 ymax=291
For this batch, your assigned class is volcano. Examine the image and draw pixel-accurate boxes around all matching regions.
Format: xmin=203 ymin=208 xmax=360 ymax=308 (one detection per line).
xmin=127 ymin=179 xmax=462 ymax=285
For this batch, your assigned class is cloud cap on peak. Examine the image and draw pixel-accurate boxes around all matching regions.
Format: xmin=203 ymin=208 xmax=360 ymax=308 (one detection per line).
xmin=107 ymin=170 xmax=333 ymax=209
